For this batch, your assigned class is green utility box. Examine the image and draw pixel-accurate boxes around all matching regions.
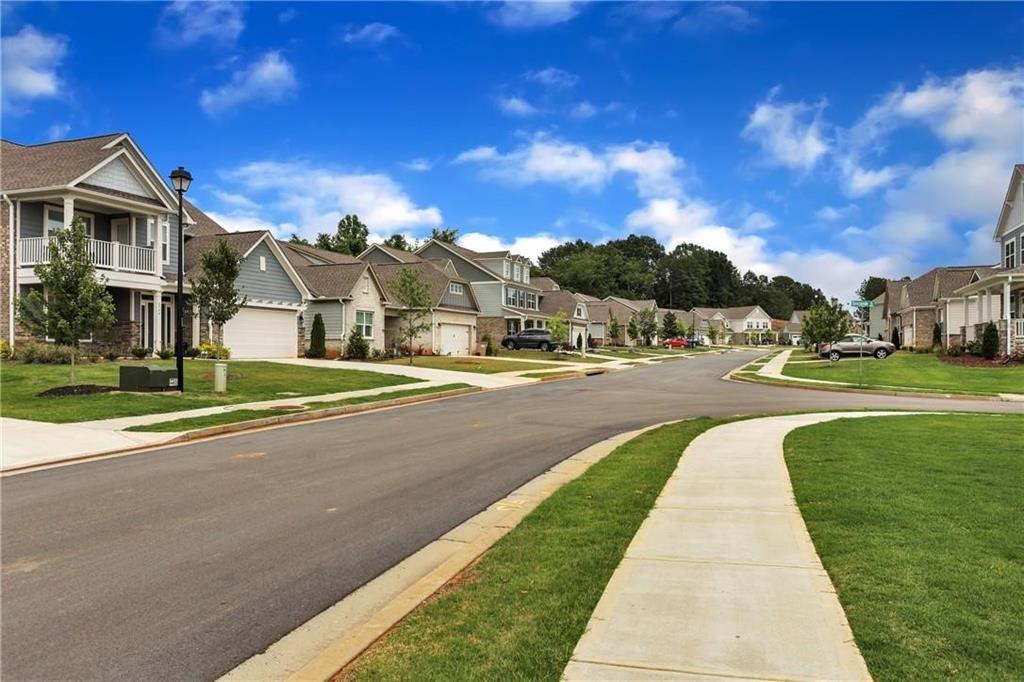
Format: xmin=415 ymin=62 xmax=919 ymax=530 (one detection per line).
xmin=119 ymin=366 xmax=179 ymax=392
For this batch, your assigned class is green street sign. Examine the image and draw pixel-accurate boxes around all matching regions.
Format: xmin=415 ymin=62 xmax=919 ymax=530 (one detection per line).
xmin=851 ymin=299 xmax=874 ymax=309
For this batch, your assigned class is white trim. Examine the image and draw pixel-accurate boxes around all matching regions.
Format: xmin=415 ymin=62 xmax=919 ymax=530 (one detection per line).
xmin=72 ymin=186 xmax=174 ymax=214
xmin=449 ymin=282 xmax=464 ymax=295
xmin=160 ymin=218 xmax=170 ymax=265
xmin=43 ymin=203 xmax=95 ymax=237
xmin=4 ymin=195 xmax=15 ymax=345
xmin=99 ymin=134 xmax=191 ymax=219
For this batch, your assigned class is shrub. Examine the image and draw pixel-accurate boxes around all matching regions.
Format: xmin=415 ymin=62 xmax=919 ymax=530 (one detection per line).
xmin=185 ymin=346 xmax=201 ymax=359
xmin=945 ymin=344 xmax=964 ymax=358
xmin=890 ymin=327 xmax=901 ymax=350
xmin=370 ymin=348 xmax=388 ymax=361
xmin=481 ymin=333 xmax=497 ymax=357
xmin=345 ymin=326 xmax=370 ymax=360
xmin=307 ymin=313 xmax=327 ymax=358
xmin=130 ymin=346 xmax=151 ymax=359
xmin=104 ymin=350 xmax=121 ymax=361
xmin=16 ymin=342 xmax=87 ymax=364
xmin=981 ymin=321 xmax=999 ymax=360
xmin=0 ymin=339 xmax=11 ymax=360
xmin=157 ymin=346 xmax=174 ymax=360
xmin=932 ymin=321 xmax=942 ymax=347
xmin=198 ymin=342 xmax=231 ymax=359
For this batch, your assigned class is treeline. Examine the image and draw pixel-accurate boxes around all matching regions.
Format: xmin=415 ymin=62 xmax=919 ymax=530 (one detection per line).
xmin=535 ymin=235 xmax=825 ymax=320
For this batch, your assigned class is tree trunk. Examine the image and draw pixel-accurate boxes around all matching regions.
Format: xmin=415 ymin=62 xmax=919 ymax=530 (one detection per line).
xmin=69 ymin=345 xmax=76 ymax=385
xmin=214 ymin=323 xmax=223 ymax=346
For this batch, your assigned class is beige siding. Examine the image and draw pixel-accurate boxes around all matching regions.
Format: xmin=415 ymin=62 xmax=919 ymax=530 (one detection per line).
xmin=385 ymin=308 xmax=478 ymax=354
xmin=343 ymin=273 xmax=387 ymax=350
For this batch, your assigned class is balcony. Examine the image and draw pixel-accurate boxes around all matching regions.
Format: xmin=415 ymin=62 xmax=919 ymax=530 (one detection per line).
xmin=19 ymin=236 xmax=157 ymax=275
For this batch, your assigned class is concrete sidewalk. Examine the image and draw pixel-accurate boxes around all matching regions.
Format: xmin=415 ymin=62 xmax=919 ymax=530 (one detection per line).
xmin=0 ymin=418 xmax=175 ymax=471
xmin=564 ymin=411 xmax=926 ymax=681
xmin=264 ymin=358 xmax=533 ymax=388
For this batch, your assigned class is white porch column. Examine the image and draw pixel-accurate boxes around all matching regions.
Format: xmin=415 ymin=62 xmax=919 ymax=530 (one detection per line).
xmin=962 ymin=296 xmax=968 ymax=342
xmin=1004 ymin=280 xmax=1012 ymax=356
xmin=63 ymin=196 xmax=75 ymax=230
xmin=151 ymin=216 xmax=162 ymax=277
xmin=984 ymin=288 xmax=991 ymax=322
xmin=152 ymin=291 xmax=163 ymax=354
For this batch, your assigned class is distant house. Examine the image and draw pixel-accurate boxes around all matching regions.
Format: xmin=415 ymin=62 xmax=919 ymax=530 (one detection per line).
xmin=780 ymin=309 xmax=805 ymax=345
xmin=579 ymin=295 xmax=611 ymax=346
xmin=537 ymin=287 xmax=590 ymax=349
xmin=604 ymin=297 xmax=658 ymax=345
xmin=690 ymin=305 xmax=772 ymax=344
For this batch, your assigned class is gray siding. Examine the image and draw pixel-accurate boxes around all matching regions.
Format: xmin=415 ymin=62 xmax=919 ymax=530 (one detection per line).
xmin=440 ymin=285 xmax=474 ymax=310
xmin=237 ymin=241 xmax=302 ymax=304
xmin=419 ymin=243 xmax=498 ymax=282
xmin=306 ymin=300 xmax=343 ymax=338
xmin=470 ymin=282 xmax=504 ymax=316
xmin=1003 ymin=225 xmax=1024 ymax=265
xmin=476 ymin=257 xmax=506 ymax=278
xmin=363 ymin=247 xmax=404 ymax=264
xmin=166 ymin=213 xmax=180 ymax=271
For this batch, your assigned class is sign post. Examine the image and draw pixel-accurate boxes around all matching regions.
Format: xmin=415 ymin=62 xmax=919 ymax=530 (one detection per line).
xmin=850 ymin=299 xmax=875 ymax=388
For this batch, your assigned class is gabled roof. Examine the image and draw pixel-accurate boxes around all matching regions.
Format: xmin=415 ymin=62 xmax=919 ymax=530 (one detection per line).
xmin=584 ymin=300 xmax=611 ymax=323
xmin=539 ymin=289 xmax=587 ymax=320
xmin=298 ymin=262 xmax=384 ymax=300
xmin=898 ymin=265 xmax=991 ymax=310
xmin=182 ymin=199 xmax=228 ymax=236
xmin=415 ymin=238 xmax=539 ymax=288
xmin=605 ymin=296 xmax=657 ymax=312
xmin=691 ymin=305 xmax=759 ymax=319
xmin=790 ymin=310 xmax=808 ymax=323
xmin=360 ymin=243 xmax=423 ymax=264
xmin=531 ymin=276 xmax=559 ymax=291
xmin=181 ymin=231 xmax=265 ymax=281
xmin=994 ymin=163 xmax=1024 ymax=240
xmin=371 ymin=261 xmax=478 ymax=312
xmin=416 ymin=238 xmax=530 ymax=264
xmin=279 ymin=240 xmax=361 ymax=267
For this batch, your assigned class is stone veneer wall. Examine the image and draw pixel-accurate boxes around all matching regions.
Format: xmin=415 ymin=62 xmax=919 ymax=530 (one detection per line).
xmin=477 ymin=316 xmax=507 ymax=346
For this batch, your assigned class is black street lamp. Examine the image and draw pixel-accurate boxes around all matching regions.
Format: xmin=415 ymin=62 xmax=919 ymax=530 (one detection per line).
xmin=169 ymin=166 xmax=192 ymax=392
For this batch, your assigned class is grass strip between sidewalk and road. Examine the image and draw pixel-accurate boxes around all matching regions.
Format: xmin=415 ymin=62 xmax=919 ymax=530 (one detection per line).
xmin=340 ymin=417 xmax=723 ymax=681
xmin=785 ymin=414 xmax=1024 ymax=681
xmin=126 ymin=384 xmax=473 ymax=433
xmin=381 ymin=356 xmax=554 ymax=373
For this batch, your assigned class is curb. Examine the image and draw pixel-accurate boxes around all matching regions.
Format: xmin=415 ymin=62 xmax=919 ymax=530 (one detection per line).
xmin=727 ymin=370 xmax=1006 ymax=402
xmin=220 ymin=421 xmax=678 ymax=682
xmin=158 ymin=386 xmax=483 ymax=443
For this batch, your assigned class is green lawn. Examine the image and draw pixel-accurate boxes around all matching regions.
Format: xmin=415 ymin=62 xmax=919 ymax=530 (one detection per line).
xmin=782 ymin=352 xmax=1024 ymax=395
xmin=126 ymin=384 xmax=473 ymax=432
xmin=0 ymin=360 xmax=418 ymax=423
xmin=495 ymin=349 xmax=609 ymax=363
xmin=382 ymin=356 xmax=552 ymax=373
xmin=785 ymin=414 xmax=1024 ymax=681
xmin=345 ymin=418 xmax=723 ymax=681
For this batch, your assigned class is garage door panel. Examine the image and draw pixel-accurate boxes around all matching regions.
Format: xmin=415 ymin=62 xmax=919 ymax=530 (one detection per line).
xmin=439 ymin=324 xmax=470 ymax=356
xmin=222 ymin=308 xmax=297 ymax=358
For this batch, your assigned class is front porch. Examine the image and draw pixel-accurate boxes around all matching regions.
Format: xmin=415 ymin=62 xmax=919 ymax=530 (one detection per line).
xmin=956 ymin=269 xmax=1024 ymax=356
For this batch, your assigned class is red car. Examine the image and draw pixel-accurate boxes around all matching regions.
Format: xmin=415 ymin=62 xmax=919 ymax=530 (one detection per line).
xmin=663 ymin=337 xmax=689 ymax=349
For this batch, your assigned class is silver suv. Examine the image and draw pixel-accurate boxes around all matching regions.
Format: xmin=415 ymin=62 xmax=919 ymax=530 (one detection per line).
xmin=820 ymin=334 xmax=896 ymax=361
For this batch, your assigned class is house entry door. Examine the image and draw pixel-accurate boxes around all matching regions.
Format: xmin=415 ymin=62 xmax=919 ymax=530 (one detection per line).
xmin=140 ymin=296 xmax=155 ymax=349
xmin=162 ymin=297 xmax=173 ymax=349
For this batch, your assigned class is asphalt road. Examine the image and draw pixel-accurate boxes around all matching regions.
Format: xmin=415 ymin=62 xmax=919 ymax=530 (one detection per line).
xmin=2 ymin=352 xmax=1019 ymax=680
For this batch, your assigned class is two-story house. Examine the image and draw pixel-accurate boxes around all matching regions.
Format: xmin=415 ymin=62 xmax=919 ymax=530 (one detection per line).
xmin=604 ymin=297 xmax=658 ymax=345
xmin=691 ymin=305 xmax=773 ymax=344
xmin=2 ymin=133 xmax=197 ymax=352
xmin=412 ymin=239 xmax=547 ymax=341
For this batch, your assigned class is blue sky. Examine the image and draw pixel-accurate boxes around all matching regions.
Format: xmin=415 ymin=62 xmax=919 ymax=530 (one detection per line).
xmin=2 ymin=1 xmax=1022 ymax=299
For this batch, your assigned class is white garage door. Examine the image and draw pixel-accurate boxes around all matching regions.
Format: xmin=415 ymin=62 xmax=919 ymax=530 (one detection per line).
xmin=439 ymin=323 xmax=471 ymax=356
xmin=222 ymin=307 xmax=297 ymax=358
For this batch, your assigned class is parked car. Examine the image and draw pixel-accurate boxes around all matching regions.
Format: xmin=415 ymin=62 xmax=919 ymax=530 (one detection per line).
xmin=663 ymin=337 xmax=689 ymax=349
xmin=819 ymin=334 xmax=896 ymax=361
xmin=502 ymin=328 xmax=555 ymax=351
xmin=687 ymin=337 xmax=703 ymax=347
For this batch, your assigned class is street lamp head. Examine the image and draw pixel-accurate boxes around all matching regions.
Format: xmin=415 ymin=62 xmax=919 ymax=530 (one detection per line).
xmin=169 ymin=166 xmax=193 ymax=194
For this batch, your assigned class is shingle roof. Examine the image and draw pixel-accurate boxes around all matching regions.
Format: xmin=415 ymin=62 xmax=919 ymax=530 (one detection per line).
xmin=182 ymin=199 xmax=228 ymax=236
xmin=279 ymin=240 xmax=361 ymax=267
xmin=539 ymin=289 xmax=587 ymax=320
xmin=584 ymin=300 xmax=610 ymax=323
xmin=692 ymin=305 xmax=758 ymax=319
xmin=1 ymin=133 xmax=126 ymax=191
xmin=371 ymin=261 xmax=477 ymax=311
xmin=297 ymin=262 xmax=371 ymax=299
xmin=531 ymin=276 xmax=559 ymax=291
xmin=178 ymin=231 xmax=265 ymax=282
xmin=373 ymin=244 xmax=423 ymax=263
xmin=606 ymin=296 xmax=657 ymax=312
xmin=900 ymin=265 xmax=988 ymax=310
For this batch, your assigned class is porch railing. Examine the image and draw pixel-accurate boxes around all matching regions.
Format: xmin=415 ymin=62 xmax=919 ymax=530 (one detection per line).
xmin=1014 ymin=319 xmax=1024 ymax=339
xmin=19 ymin=236 xmax=157 ymax=275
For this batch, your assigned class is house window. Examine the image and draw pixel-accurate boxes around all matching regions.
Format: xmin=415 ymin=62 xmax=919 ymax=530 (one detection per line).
xmin=575 ymin=306 xmax=583 ymax=318
xmin=503 ymin=260 xmax=511 ymax=278
xmin=363 ymin=275 xmax=370 ymax=294
xmin=161 ymin=220 xmax=170 ymax=264
xmin=1006 ymin=240 xmax=1017 ymax=269
xmin=44 ymin=207 xmax=94 ymax=237
xmin=259 ymin=256 xmax=267 ymax=272
xmin=449 ymin=282 xmax=464 ymax=295
xmin=147 ymin=218 xmax=155 ymax=248
xmin=356 ymin=310 xmax=373 ymax=337
xmin=514 ymin=263 xmax=522 ymax=282
xmin=526 ymin=292 xmax=537 ymax=310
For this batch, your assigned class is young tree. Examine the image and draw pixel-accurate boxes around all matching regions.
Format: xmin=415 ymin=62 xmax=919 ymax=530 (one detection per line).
xmin=345 ymin=325 xmax=370 ymax=359
xmin=802 ymin=299 xmax=850 ymax=350
xmin=932 ymin=321 xmax=942 ymax=347
xmin=383 ymin=234 xmax=412 ymax=251
xmin=16 ymin=217 xmax=115 ymax=383
xmin=392 ymin=268 xmax=434 ymax=363
xmin=314 ymin=215 xmax=370 ymax=255
xmin=980 ymin=321 xmax=999 ymax=359
xmin=190 ymin=239 xmax=246 ymax=346
xmin=289 ymin=234 xmax=311 ymax=246
xmin=609 ymin=315 xmax=621 ymax=345
xmin=661 ymin=311 xmax=679 ymax=339
xmin=430 ymin=227 xmax=459 ymax=243
xmin=548 ymin=311 xmax=569 ymax=348
xmin=626 ymin=316 xmax=639 ymax=345
xmin=707 ymin=325 xmax=722 ymax=345
xmin=307 ymin=313 xmax=326 ymax=358
xmin=636 ymin=308 xmax=658 ymax=346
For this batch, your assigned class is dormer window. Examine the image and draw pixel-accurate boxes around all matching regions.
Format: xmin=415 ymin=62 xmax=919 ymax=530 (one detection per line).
xmin=575 ymin=306 xmax=583 ymax=318
xmin=1006 ymin=240 xmax=1017 ymax=269
xmin=513 ymin=263 xmax=522 ymax=282
xmin=503 ymin=261 xmax=511 ymax=278
xmin=449 ymin=282 xmax=464 ymax=295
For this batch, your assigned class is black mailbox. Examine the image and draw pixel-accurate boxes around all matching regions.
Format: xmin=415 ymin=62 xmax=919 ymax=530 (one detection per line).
xmin=119 ymin=366 xmax=179 ymax=391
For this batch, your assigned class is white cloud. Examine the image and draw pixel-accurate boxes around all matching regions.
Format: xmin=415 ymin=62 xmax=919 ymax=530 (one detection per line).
xmin=210 ymin=189 xmax=259 ymax=210
xmin=458 ymin=231 xmax=566 ymax=263
xmin=964 ymin=224 xmax=1000 ymax=265
xmin=674 ymin=4 xmax=756 ymax=35
xmin=46 ymin=122 xmax=71 ymax=140
xmin=771 ymin=250 xmax=906 ymax=303
xmin=497 ymin=95 xmax=539 ymax=117
xmin=400 ymin=158 xmax=434 ymax=172
xmin=199 ymin=51 xmax=298 ymax=116
xmin=1 ymin=26 xmax=68 ymax=110
xmin=157 ymin=1 xmax=245 ymax=47
xmin=221 ymin=160 xmax=442 ymax=237
xmin=837 ymin=158 xmax=904 ymax=197
xmin=341 ymin=22 xmax=401 ymax=46
xmin=454 ymin=133 xmax=683 ymax=198
xmin=487 ymin=2 xmax=582 ymax=29
xmin=525 ymin=66 xmax=579 ymax=88
xmin=815 ymin=204 xmax=857 ymax=222
xmin=741 ymin=211 xmax=776 ymax=232
xmin=569 ymin=100 xmax=598 ymax=119
xmin=205 ymin=210 xmax=284 ymax=236
xmin=742 ymin=87 xmax=829 ymax=172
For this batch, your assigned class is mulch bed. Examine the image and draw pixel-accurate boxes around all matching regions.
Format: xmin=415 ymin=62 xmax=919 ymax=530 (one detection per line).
xmin=938 ymin=354 xmax=1023 ymax=368
xmin=37 ymin=384 xmax=118 ymax=398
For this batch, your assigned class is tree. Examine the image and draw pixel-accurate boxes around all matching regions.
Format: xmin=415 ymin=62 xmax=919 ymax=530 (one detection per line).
xmin=345 ymin=325 xmax=370 ymax=359
xmin=661 ymin=311 xmax=679 ymax=340
xmin=383 ymin=234 xmax=412 ymax=251
xmin=16 ymin=217 xmax=115 ymax=383
xmin=636 ymin=308 xmax=658 ymax=346
xmin=548 ymin=311 xmax=569 ymax=348
xmin=609 ymin=315 xmax=621 ymax=345
xmin=190 ymin=239 xmax=246 ymax=346
xmin=289 ymin=234 xmax=311 ymax=246
xmin=430 ymin=227 xmax=459 ymax=243
xmin=314 ymin=214 xmax=369 ymax=255
xmin=707 ymin=325 xmax=722 ymax=345
xmin=932 ymin=321 xmax=942 ymax=347
xmin=392 ymin=268 xmax=434 ymax=363
xmin=802 ymin=299 xmax=850 ymax=349
xmin=626 ymin=316 xmax=639 ymax=345
xmin=307 ymin=313 xmax=326 ymax=358
xmin=980 ymin=321 xmax=999 ymax=359
xmin=855 ymin=276 xmax=887 ymax=325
